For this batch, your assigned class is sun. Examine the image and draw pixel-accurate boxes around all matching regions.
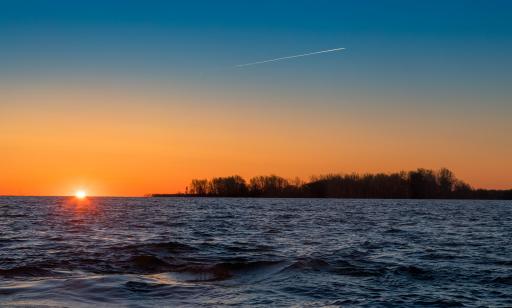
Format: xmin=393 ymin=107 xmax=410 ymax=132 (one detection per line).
xmin=75 ymin=190 xmax=87 ymax=199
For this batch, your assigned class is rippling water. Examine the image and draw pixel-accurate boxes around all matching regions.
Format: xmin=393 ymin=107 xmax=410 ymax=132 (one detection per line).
xmin=1 ymin=197 xmax=511 ymax=307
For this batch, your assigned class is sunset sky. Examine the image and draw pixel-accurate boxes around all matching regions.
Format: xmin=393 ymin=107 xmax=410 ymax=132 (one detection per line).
xmin=1 ymin=1 xmax=511 ymax=196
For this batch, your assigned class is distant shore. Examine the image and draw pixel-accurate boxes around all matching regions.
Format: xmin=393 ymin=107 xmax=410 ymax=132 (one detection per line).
xmin=150 ymin=168 xmax=512 ymax=200
xmin=149 ymin=194 xmax=512 ymax=200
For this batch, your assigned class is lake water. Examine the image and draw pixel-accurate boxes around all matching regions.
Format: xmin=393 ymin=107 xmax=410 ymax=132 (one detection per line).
xmin=1 ymin=197 xmax=511 ymax=307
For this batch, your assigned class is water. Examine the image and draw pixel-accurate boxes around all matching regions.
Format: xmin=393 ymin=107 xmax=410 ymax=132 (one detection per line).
xmin=1 ymin=197 xmax=511 ymax=307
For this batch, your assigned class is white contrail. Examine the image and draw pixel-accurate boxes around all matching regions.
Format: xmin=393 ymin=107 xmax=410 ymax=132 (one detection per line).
xmin=235 ymin=47 xmax=345 ymax=67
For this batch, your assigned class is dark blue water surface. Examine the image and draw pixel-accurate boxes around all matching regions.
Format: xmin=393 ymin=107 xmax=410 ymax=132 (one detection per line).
xmin=1 ymin=197 xmax=511 ymax=307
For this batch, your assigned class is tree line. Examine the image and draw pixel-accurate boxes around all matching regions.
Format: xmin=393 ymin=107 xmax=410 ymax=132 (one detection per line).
xmin=163 ymin=168 xmax=512 ymax=199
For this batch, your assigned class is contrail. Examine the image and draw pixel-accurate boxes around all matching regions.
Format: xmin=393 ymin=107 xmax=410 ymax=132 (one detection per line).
xmin=235 ymin=47 xmax=345 ymax=67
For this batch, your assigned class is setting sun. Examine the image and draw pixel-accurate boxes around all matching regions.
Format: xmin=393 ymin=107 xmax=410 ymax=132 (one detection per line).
xmin=75 ymin=191 xmax=87 ymax=199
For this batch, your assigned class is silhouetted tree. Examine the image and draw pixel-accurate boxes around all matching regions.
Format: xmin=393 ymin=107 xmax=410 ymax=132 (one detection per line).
xmin=182 ymin=168 xmax=510 ymax=200
xmin=408 ymin=169 xmax=438 ymax=198
xmin=437 ymin=168 xmax=455 ymax=198
xmin=249 ymin=175 xmax=290 ymax=196
xmin=451 ymin=180 xmax=472 ymax=198
xmin=209 ymin=175 xmax=248 ymax=197
xmin=190 ymin=179 xmax=209 ymax=196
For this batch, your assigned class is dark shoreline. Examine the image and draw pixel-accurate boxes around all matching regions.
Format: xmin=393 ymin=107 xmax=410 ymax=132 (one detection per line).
xmin=149 ymin=194 xmax=512 ymax=200
xmin=153 ymin=168 xmax=512 ymax=200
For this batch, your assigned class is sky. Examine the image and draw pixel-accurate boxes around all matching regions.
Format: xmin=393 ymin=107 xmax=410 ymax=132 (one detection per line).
xmin=1 ymin=1 xmax=511 ymax=196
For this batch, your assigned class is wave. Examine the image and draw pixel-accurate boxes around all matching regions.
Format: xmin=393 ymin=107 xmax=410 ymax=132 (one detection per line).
xmin=172 ymin=260 xmax=287 ymax=282
xmin=128 ymin=255 xmax=174 ymax=272
xmin=0 ymin=266 xmax=56 ymax=277
xmin=488 ymin=276 xmax=512 ymax=285
xmin=413 ymin=299 xmax=464 ymax=307
xmin=0 ymin=250 xmax=436 ymax=285
xmin=125 ymin=241 xmax=198 ymax=254
xmin=286 ymin=258 xmax=330 ymax=271
xmin=394 ymin=265 xmax=433 ymax=280
xmin=332 ymin=260 xmax=387 ymax=277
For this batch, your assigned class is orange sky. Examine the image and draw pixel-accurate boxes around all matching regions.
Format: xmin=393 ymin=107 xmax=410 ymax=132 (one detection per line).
xmin=1 ymin=82 xmax=511 ymax=196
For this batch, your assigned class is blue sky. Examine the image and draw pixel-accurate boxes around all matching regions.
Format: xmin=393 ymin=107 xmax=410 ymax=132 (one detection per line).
xmin=2 ymin=1 xmax=511 ymax=89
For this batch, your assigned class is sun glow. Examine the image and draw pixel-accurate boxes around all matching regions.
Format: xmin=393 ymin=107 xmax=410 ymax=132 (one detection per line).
xmin=75 ymin=190 xmax=87 ymax=199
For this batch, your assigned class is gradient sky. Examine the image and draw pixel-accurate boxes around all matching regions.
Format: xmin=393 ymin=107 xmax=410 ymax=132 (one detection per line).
xmin=1 ymin=1 xmax=511 ymax=196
